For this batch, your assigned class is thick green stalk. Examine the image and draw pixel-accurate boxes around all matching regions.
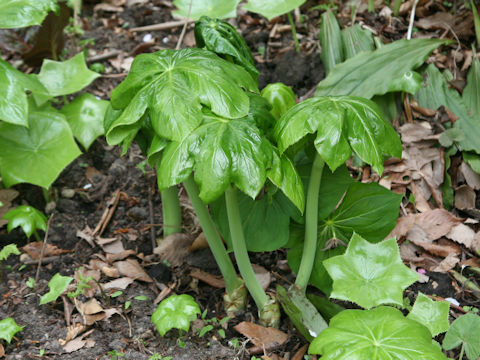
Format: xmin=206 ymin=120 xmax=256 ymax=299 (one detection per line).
xmin=287 ymin=12 xmax=301 ymax=53
xmin=225 ymin=185 xmax=269 ymax=310
xmin=183 ymin=176 xmax=242 ymax=295
xmin=295 ymin=152 xmax=325 ymax=291
xmin=161 ymin=186 xmax=182 ymax=236
xmin=392 ymin=0 xmax=402 ymax=16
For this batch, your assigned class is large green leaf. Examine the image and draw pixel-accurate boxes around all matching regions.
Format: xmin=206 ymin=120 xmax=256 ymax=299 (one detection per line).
xmin=108 ymin=48 xmax=257 ymax=144
xmin=315 ymin=39 xmax=446 ymax=98
xmin=194 ymin=16 xmax=258 ymax=80
xmin=37 ymin=53 xmax=100 ymax=97
xmin=173 ymin=0 xmax=240 ymax=20
xmin=319 ymin=10 xmax=343 ymax=74
xmin=324 ymin=234 xmax=419 ymax=309
xmin=60 ymin=93 xmax=109 ymax=150
xmin=211 ymin=188 xmax=298 ymax=252
xmin=407 ymin=293 xmax=450 ymax=337
xmin=288 ymin=182 xmax=402 ymax=294
xmin=0 ymin=59 xmax=47 ymax=126
xmin=341 ymin=24 xmax=374 ymax=60
xmin=463 ymin=54 xmax=480 ymax=121
xmin=416 ymin=63 xmax=480 ymax=154
xmin=39 ymin=273 xmax=74 ymax=305
xmin=0 ymin=110 xmax=81 ymax=188
xmin=0 ymin=0 xmax=57 ymax=29
xmin=0 ymin=318 xmax=23 ymax=344
xmin=2 ymin=205 xmax=47 ymax=238
xmin=274 ymin=96 xmax=402 ymax=174
xmin=261 ymin=82 xmax=296 ymax=120
xmin=443 ymin=313 xmax=480 ymax=360
xmin=243 ymin=0 xmax=306 ymax=20
xmin=151 ymin=294 xmax=201 ymax=336
xmin=309 ymin=306 xmax=448 ymax=360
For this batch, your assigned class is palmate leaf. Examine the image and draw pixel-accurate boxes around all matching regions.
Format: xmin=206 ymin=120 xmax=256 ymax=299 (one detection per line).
xmin=0 ymin=59 xmax=47 ymax=126
xmin=194 ymin=16 xmax=258 ymax=80
xmin=0 ymin=0 xmax=57 ymax=29
xmin=157 ymin=110 xmax=304 ymax=210
xmin=315 ymin=38 xmax=446 ymax=98
xmin=443 ymin=313 xmax=480 ymax=360
xmin=0 ymin=109 xmax=81 ymax=189
xmin=288 ymin=182 xmax=402 ymax=294
xmin=407 ymin=293 xmax=450 ymax=337
xmin=173 ymin=0 xmax=241 ymax=20
xmin=39 ymin=273 xmax=74 ymax=305
xmin=0 ymin=244 xmax=21 ymax=261
xmin=309 ymin=307 xmax=448 ymax=360
xmin=243 ymin=0 xmax=307 ymax=20
xmin=0 ymin=318 xmax=23 ymax=344
xmin=274 ymin=96 xmax=402 ymax=174
xmin=151 ymin=295 xmax=201 ymax=336
xmin=324 ymin=234 xmax=419 ymax=309
xmin=2 ymin=205 xmax=47 ymax=238
xmin=107 ymin=48 xmax=257 ymax=145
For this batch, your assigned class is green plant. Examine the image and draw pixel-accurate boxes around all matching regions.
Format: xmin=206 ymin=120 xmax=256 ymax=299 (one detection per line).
xmin=2 ymin=205 xmax=47 ymax=241
xmin=0 ymin=317 xmax=23 ymax=344
xmin=151 ymin=294 xmax=201 ymax=336
xmin=67 ymin=271 xmax=94 ymax=298
xmin=0 ymin=244 xmax=21 ymax=281
xmin=148 ymin=354 xmax=172 ymax=360
xmin=442 ymin=313 xmax=480 ymax=360
xmin=197 ymin=311 xmax=230 ymax=338
xmin=173 ymin=0 xmax=241 ymax=20
xmin=39 ymin=272 xmax=73 ymax=305
xmin=108 ymin=349 xmax=125 ymax=359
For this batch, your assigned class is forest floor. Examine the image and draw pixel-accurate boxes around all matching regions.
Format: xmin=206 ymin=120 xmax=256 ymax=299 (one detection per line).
xmin=0 ymin=0 xmax=479 ymax=359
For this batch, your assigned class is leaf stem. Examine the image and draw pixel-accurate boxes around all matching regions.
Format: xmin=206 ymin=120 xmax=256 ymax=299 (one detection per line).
xmin=459 ymin=343 xmax=465 ymax=359
xmin=295 ymin=152 xmax=325 ymax=291
xmin=183 ymin=176 xmax=242 ymax=295
xmin=287 ymin=12 xmax=301 ymax=53
xmin=225 ymin=185 xmax=269 ymax=311
xmin=161 ymin=186 xmax=182 ymax=237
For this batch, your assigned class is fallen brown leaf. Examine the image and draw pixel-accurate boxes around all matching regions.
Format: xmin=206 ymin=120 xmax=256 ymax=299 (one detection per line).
xmin=460 ymin=162 xmax=480 ymax=190
xmin=103 ymin=277 xmax=135 ymax=290
xmin=113 ymin=259 xmax=152 ymax=282
xmin=190 ymin=268 xmax=225 ymax=289
xmin=233 ymin=321 xmax=288 ymax=355
xmin=154 ymin=233 xmax=193 ymax=267
xmin=253 ymin=264 xmax=272 ymax=291
xmin=291 ymin=344 xmax=308 ymax=360
xmin=432 ymin=253 xmax=459 ymax=272
xmin=59 ymin=323 xmax=88 ymax=345
xmin=0 ymin=343 xmax=5 ymax=357
xmin=105 ymin=249 xmax=137 ymax=262
xmin=22 ymin=242 xmax=72 ymax=259
xmin=446 ymin=223 xmax=476 ymax=249
xmin=454 ymin=185 xmax=476 ymax=210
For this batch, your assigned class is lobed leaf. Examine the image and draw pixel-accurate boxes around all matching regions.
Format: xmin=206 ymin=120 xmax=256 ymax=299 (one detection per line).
xmin=0 ymin=318 xmax=23 ymax=344
xmin=0 ymin=0 xmax=57 ymax=29
xmin=173 ymin=0 xmax=240 ymax=20
xmin=407 ymin=293 xmax=450 ymax=337
xmin=2 ymin=205 xmax=47 ymax=238
xmin=309 ymin=307 xmax=448 ymax=360
xmin=243 ymin=0 xmax=306 ymax=20
xmin=0 ymin=244 xmax=21 ymax=261
xmin=39 ymin=273 xmax=74 ymax=305
xmin=151 ymin=294 xmax=201 ymax=336
xmin=108 ymin=48 xmax=257 ymax=144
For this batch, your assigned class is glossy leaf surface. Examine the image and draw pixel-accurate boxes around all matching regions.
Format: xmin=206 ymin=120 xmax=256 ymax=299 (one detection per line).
xmin=0 ymin=59 xmax=47 ymax=126
xmin=151 ymin=294 xmax=201 ymax=336
xmin=416 ymin=64 xmax=480 ymax=154
xmin=0 ymin=244 xmax=21 ymax=261
xmin=319 ymin=10 xmax=343 ymax=74
xmin=443 ymin=313 xmax=480 ymax=360
xmin=61 ymin=93 xmax=109 ymax=149
xmin=407 ymin=293 xmax=450 ymax=336
xmin=108 ymin=48 xmax=257 ymax=144
xmin=0 ymin=0 xmax=57 ymax=28
xmin=274 ymin=96 xmax=402 ymax=174
xmin=173 ymin=0 xmax=240 ymax=20
xmin=315 ymin=39 xmax=446 ymax=98
xmin=288 ymin=182 xmax=402 ymax=294
xmin=243 ymin=0 xmax=306 ymax=20
xmin=341 ymin=24 xmax=374 ymax=59
xmin=309 ymin=307 xmax=448 ymax=360
xmin=37 ymin=53 xmax=100 ymax=97
xmin=261 ymin=83 xmax=296 ymax=120
xmin=324 ymin=234 xmax=419 ymax=309
xmin=2 ymin=205 xmax=47 ymax=238
xmin=0 ymin=110 xmax=81 ymax=188
xmin=194 ymin=16 xmax=258 ymax=79
xmin=39 ymin=273 xmax=74 ymax=305
xmin=0 ymin=318 xmax=23 ymax=344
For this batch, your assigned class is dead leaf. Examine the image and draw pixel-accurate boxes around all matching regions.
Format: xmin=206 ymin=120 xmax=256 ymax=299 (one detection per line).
xmin=59 ymin=323 xmax=88 ymax=345
xmin=460 ymin=162 xmax=480 ymax=190
xmin=97 ymin=237 xmax=125 ymax=254
xmin=0 ymin=343 xmax=5 ymax=357
xmin=400 ymin=122 xmax=433 ymax=143
xmin=94 ymin=3 xmax=124 ymax=12
xmin=190 ymin=268 xmax=225 ymax=289
xmin=189 ymin=232 xmax=209 ymax=252
xmin=253 ymin=264 xmax=272 ymax=291
xmin=291 ymin=344 xmax=308 ymax=360
xmin=432 ymin=253 xmax=459 ymax=272
xmin=76 ymin=298 xmax=103 ymax=316
xmin=103 ymin=277 xmax=135 ymax=290
xmin=233 ymin=321 xmax=288 ymax=355
xmin=22 ymin=242 xmax=72 ymax=259
xmin=446 ymin=223 xmax=476 ymax=249
xmin=0 ymin=189 xmax=19 ymax=227
xmin=154 ymin=233 xmax=193 ymax=267
xmin=89 ymin=259 xmax=120 ymax=278
xmin=407 ymin=225 xmax=461 ymax=257
xmin=113 ymin=259 xmax=152 ymax=282
xmin=455 ymin=185 xmax=476 ymax=210
xmin=61 ymin=328 xmax=95 ymax=353
xmin=105 ymin=249 xmax=137 ymax=262
xmin=415 ymin=12 xmax=456 ymax=30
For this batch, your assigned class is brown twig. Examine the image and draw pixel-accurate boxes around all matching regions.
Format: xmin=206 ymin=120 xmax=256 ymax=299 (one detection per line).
xmin=175 ymin=0 xmax=193 ymax=50
xmin=87 ymin=50 xmax=121 ymax=63
xmin=130 ymin=20 xmax=194 ymax=33
xmin=34 ymin=215 xmax=54 ymax=296
xmin=92 ymin=189 xmax=120 ymax=236
xmin=24 ymin=255 xmax=62 ymax=265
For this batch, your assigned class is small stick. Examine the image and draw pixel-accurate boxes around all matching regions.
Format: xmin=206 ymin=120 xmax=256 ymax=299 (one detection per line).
xmin=23 ymin=255 xmax=62 ymax=265
xmin=87 ymin=50 xmax=121 ymax=63
xmin=406 ymin=0 xmax=419 ymax=40
xmin=148 ymin=183 xmax=157 ymax=251
xmin=175 ymin=0 xmax=193 ymax=50
xmin=130 ymin=20 xmax=194 ymax=33
xmin=34 ymin=215 xmax=54 ymax=295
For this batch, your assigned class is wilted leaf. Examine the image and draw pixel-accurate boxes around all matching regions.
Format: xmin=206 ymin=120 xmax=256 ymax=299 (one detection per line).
xmin=407 ymin=293 xmax=450 ymax=336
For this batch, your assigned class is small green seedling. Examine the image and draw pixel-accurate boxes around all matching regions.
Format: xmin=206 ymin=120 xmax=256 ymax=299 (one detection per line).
xmin=151 ymin=294 xmax=201 ymax=336
xmin=0 ymin=244 xmax=21 ymax=281
xmin=2 ymin=205 xmax=47 ymax=242
xmin=67 ymin=271 xmax=94 ymax=298
xmin=148 ymin=354 xmax=172 ymax=360
xmin=26 ymin=277 xmax=36 ymax=289
xmin=40 ymin=273 xmax=74 ymax=305
xmin=197 ymin=311 xmax=230 ymax=339
xmin=108 ymin=349 xmax=125 ymax=359
xmin=0 ymin=317 xmax=23 ymax=344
